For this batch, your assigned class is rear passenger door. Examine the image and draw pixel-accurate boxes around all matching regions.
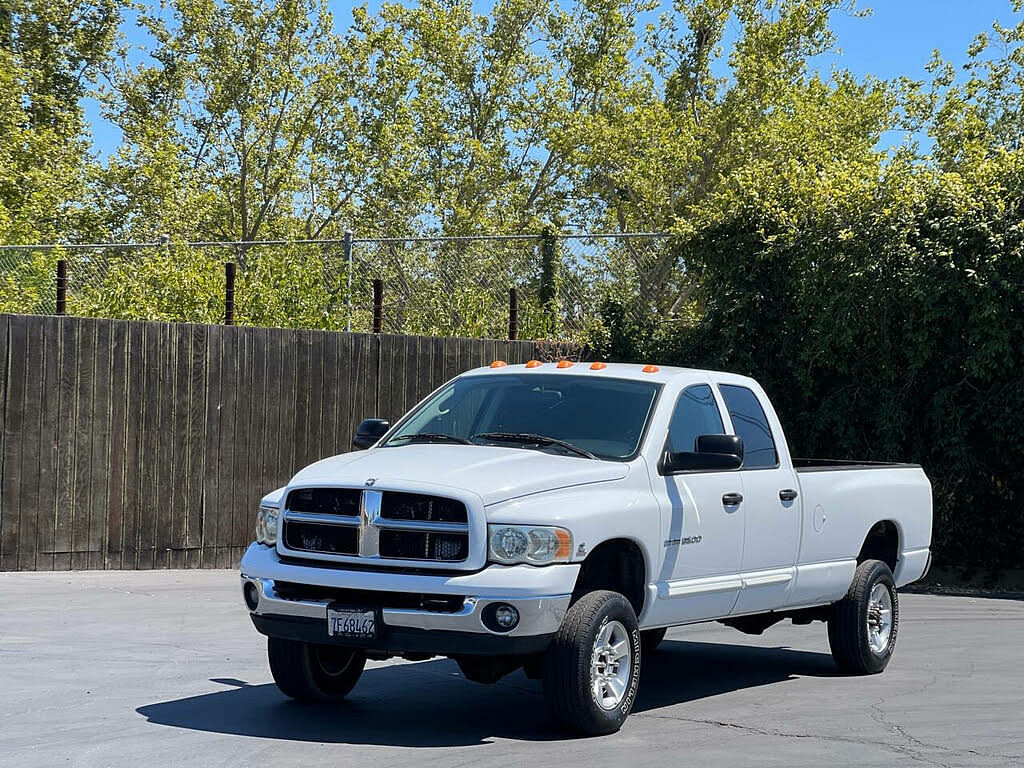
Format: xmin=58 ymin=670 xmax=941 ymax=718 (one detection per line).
xmin=719 ymin=384 xmax=801 ymax=615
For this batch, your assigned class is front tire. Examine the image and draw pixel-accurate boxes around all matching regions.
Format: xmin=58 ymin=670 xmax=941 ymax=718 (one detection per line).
xmin=828 ymin=559 xmax=899 ymax=674
xmin=268 ymin=637 xmax=366 ymax=702
xmin=542 ymin=590 xmax=642 ymax=736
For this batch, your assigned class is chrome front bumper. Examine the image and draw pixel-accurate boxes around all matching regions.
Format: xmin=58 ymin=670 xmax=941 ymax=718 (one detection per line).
xmin=241 ymin=575 xmax=571 ymax=638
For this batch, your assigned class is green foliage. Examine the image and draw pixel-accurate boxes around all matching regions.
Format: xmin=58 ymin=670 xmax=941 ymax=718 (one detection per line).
xmin=592 ymin=13 xmax=1024 ymax=571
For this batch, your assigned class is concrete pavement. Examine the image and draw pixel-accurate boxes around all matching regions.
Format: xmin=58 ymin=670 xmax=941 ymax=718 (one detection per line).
xmin=1 ymin=570 xmax=1021 ymax=767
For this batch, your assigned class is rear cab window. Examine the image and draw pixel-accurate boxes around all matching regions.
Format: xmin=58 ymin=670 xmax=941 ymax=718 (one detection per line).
xmin=718 ymin=384 xmax=778 ymax=469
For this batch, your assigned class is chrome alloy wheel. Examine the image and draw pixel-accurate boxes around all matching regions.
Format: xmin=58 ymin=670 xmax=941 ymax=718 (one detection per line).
xmin=590 ymin=620 xmax=632 ymax=710
xmin=866 ymin=582 xmax=893 ymax=654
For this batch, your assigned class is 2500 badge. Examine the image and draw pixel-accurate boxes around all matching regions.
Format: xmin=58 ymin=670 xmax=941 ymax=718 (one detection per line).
xmin=664 ymin=535 xmax=702 ymax=547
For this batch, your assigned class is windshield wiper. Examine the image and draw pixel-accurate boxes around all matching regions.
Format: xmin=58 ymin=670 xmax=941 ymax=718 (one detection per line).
xmin=472 ymin=432 xmax=596 ymax=459
xmin=389 ymin=432 xmax=472 ymax=445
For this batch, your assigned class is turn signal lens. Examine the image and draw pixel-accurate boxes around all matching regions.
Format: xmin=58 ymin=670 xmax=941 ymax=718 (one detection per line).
xmin=490 ymin=360 xmax=507 ymax=368
xmin=525 ymin=360 xmax=542 ymax=368
xmin=642 ymin=364 xmax=660 ymax=373
xmin=590 ymin=362 xmax=607 ymax=370
xmin=556 ymin=360 xmax=574 ymax=368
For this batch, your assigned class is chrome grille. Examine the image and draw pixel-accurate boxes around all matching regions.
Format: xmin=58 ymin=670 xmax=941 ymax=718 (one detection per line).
xmin=281 ymin=488 xmax=469 ymax=563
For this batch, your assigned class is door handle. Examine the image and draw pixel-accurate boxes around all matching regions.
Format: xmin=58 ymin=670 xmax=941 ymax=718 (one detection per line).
xmin=779 ymin=488 xmax=799 ymax=502
xmin=722 ymin=492 xmax=743 ymax=506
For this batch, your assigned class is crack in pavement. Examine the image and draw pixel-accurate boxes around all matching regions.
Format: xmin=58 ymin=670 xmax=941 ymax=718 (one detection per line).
xmin=633 ymin=710 xmax=947 ymax=766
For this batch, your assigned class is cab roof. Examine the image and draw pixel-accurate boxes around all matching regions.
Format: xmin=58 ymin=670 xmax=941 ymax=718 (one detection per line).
xmin=460 ymin=360 xmax=757 ymax=388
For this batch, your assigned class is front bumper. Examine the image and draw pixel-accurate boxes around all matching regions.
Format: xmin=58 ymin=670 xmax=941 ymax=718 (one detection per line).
xmin=239 ymin=543 xmax=578 ymax=656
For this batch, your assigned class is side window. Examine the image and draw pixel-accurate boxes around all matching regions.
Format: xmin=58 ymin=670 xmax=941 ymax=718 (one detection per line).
xmin=719 ymin=385 xmax=778 ymax=468
xmin=668 ymin=384 xmax=725 ymax=453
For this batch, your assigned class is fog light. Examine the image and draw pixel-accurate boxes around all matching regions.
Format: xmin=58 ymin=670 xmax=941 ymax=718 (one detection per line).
xmin=495 ymin=605 xmax=519 ymax=629
xmin=482 ymin=602 xmax=520 ymax=632
xmin=243 ymin=581 xmax=260 ymax=611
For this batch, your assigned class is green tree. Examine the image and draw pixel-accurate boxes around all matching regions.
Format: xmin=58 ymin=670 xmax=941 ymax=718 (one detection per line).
xmin=0 ymin=0 xmax=120 ymax=244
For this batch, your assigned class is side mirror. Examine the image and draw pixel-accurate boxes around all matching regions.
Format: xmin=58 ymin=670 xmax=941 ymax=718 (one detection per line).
xmin=662 ymin=434 xmax=743 ymax=474
xmin=353 ymin=418 xmax=390 ymax=450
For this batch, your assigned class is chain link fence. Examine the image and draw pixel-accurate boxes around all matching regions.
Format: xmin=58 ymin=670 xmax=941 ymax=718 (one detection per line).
xmin=0 ymin=232 xmax=675 ymax=341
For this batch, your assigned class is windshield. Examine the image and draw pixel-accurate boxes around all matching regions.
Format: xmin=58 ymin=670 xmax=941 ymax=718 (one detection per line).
xmin=384 ymin=374 xmax=661 ymax=460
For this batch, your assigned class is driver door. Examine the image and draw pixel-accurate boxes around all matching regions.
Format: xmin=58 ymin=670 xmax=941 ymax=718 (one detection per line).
xmin=651 ymin=384 xmax=744 ymax=624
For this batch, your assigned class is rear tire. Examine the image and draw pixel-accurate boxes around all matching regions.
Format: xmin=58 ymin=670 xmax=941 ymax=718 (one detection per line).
xmin=828 ymin=559 xmax=899 ymax=675
xmin=542 ymin=590 xmax=642 ymax=736
xmin=268 ymin=637 xmax=366 ymax=702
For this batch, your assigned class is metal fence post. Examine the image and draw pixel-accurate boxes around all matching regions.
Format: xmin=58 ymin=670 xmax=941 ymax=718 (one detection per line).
xmin=343 ymin=229 xmax=353 ymax=333
xmin=224 ymin=261 xmax=236 ymax=325
xmin=55 ymin=259 xmax=67 ymax=316
xmin=508 ymin=287 xmax=518 ymax=340
xmin=372 ymin=278 xmax=383 ymax=333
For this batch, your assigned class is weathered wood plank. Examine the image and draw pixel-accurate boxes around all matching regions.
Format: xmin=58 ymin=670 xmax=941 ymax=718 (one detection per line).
xmin=430 ymin=335 xmax=445 ymax=394
xmin=167 ymin=324 xmax=190 ymax=568
xmin=377 ymin=334 xmax=396 ymax=422
xmin=17 ymin=315 xmax=43 ymax=570
xmin=33 ymin=316 xmax=60 ymax=571
xmin=319 ymin=329 xmax=340 ymax=458
xmin=69 ymin=319 xmax=96 ymax=570
xmin=293 ymin=329 xmax=311 ymax=468
xmin=442 ymin=335 xmax=459 ymax=386
xmin=279 ymin=324 xmax=298 ymax=481
xmin=231 ymin=326 xmax=254 ymax=564
xmin=263 ymin=325 xmax=284 ymax=502
xmin=409 ymin=335 xmax=429 ymax=409
xmin=104 ymin=319 xmax=128 ymax=569
xmin=363 ymin=333 xmax=380 ymax=423
xmin=307 ymin=329 xmax=325 ymax=464
xmin=334 ymin=332 xmax=354 ymax=453
xmin=0 ymin=314 xmax=9 ymax=571
xmin=85 ymin=320 xmax=112 ymax=570
xmin=216 ymin=326 xmax=238 ymax=568
xmin=52 ymin=318 xmax=78 ymax=571
xmin=200 ymin=325 xmax=224 ymax=568
xmin=184 ymin=323 xmax=207 ymax=568
xmin=1 ymin=316 xmax=26 ymax=569
xmin=121 ymin=321 xmax=145 ymax=569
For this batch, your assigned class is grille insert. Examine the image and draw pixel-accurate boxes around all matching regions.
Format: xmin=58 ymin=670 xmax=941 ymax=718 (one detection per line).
xmin=379 ymin=530 xmax=469 ymax=561
xmin=283 ymin=521 xmax=358 ymax=555
xmin=381 ymin=491 xmax=468 ymax=524
xmin=286 ymin=488 xmax=360 ymax=516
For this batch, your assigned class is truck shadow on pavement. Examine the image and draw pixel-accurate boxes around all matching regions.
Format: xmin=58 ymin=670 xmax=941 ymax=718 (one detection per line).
xmin=136 ymin=640 xmax=838 ymax=746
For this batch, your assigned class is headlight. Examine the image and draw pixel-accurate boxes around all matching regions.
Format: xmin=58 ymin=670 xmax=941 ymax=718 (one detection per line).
xmin=256 ymin=506 xmax=279 ymax=546
xmin=488 ymin=525 xmax=572 ymax=565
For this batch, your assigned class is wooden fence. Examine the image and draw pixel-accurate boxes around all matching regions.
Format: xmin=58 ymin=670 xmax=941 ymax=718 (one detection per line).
xmin=0 ymin=314 xmax=543 ymax=571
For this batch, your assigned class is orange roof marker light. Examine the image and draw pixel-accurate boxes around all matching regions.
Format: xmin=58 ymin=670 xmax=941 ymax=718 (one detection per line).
xmin=590 ymin=362 xmax=607 ymax=370
xmin=642 ymin=364 xmax=660 ymax=374
xmin=556 ymin=360 xmax=574 ymax=369
xmin=490 ymin=360 xmax=508 ymax=368
xmin=525 ymin=360 xmax=543 ymax=368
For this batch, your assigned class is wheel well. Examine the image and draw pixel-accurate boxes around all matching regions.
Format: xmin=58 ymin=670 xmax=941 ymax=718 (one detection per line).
xmin=572 ymin=538 xmax=646 ymax=616
xmin=858 ymin=521 xmax=899 ymax=573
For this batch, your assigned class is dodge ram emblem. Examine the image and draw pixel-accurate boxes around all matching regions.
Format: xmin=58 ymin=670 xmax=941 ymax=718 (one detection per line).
xmin=365 ymin=477 xmax=377 ymax=487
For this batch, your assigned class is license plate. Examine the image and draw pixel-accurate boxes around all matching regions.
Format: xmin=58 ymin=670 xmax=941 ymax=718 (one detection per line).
xmin=327 ymin=606 xmax=377 ymax=639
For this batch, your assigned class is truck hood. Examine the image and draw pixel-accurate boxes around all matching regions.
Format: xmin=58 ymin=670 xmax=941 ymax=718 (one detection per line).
xmin=287 ymin=444 xmax=630 ymax=506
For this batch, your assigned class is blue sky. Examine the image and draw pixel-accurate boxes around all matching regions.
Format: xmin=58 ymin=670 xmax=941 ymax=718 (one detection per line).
xmin=85 ymin=0 xmax=1021 ymax=158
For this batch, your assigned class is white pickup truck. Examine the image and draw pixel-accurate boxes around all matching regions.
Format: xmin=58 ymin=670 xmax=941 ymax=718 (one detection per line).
xmin=239 ymin=361 xmax=932 ymax=735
